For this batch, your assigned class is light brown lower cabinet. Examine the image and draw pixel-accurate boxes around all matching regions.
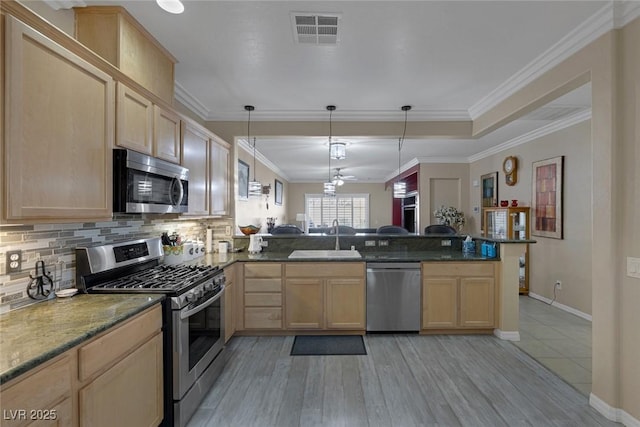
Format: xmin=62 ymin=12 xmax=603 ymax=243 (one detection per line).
xmin=79 ymin=333 xmax=163 ymax=427
xmin=242 ymin=263 xmax=283 ymax=330
xmin=422 ymin=262 xmax=498 ymax=330
xmin=284 ymin=263 xmax=365 ymax=331
xmin=0 ymin=305 xmax=163 ymax=427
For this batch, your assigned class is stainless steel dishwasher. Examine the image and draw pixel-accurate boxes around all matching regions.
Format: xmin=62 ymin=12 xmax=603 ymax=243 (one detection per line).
xmin=366 ymin=262 xmax=421 ymax=332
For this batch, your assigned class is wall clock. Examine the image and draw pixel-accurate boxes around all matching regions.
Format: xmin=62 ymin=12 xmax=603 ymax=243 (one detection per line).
xmin=503 ymin=156 xmax=518 ymax=186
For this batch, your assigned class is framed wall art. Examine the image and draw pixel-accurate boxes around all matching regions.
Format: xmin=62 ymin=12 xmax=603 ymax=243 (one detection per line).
xmin=274 ymin=179 xmax=283 ymax=206
xmin=532 ymin=156 xmax=564 ymax=239
xmin=238 ymin=159 xmax=249 ymax=200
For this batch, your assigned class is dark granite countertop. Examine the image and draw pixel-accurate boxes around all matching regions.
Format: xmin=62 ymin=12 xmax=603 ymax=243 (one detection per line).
xmin=196 ymin=250 xmax=498 ymax=270
xmin=0 ymin=294 xmax=164 ymax=384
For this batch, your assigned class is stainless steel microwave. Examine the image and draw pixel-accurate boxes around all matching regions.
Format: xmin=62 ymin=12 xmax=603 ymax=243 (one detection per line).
xmin=113 ymin=149 xmax=189 ymax=214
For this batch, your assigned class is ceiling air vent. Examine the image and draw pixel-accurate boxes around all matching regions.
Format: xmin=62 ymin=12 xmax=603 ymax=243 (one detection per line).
xmin=291 ymin=13 xmax=340 ymax=45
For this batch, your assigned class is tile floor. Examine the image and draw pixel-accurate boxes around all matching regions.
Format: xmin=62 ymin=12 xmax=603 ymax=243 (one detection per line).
xmin=514 ymin=296 xmax=592 ymax=396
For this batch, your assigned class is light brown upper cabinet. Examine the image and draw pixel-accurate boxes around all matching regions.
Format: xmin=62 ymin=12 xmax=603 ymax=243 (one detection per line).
xmin=153 ymin=105 xmax=181 ymax=164
xmin=181 ymin=121 xmax=210 ymax=216
xmin=74 ymin=6 xmax=177 ymax=104
xmin=181 ymin=118 xmax=232 ymax=217
xmin=115 ymin=83 xmax=182 ymax=164
xmin=209 ymin=135 xmax=231 ymax=216
xmin=3 ymin=16 xmax=114 ymax=222
xmin=116 ymin=83 xmax=154 ymax=155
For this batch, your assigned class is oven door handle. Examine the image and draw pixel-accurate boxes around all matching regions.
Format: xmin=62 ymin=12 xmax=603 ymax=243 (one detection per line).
xmin=180 ymin=286 xmax=224 ymax=320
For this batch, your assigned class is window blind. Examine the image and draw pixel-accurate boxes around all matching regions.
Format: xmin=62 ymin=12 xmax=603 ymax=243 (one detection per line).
xmin=305 ymin=194 xmax=369 ymax=228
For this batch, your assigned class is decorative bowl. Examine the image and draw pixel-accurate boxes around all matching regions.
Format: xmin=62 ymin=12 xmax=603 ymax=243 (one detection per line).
xmin=500 ymin=200 xmax=509 ymax=207
xmin=239 ymin=225 xmax=261 ymax=235
xmin=56 ymin=288 xmax=78 ymax=298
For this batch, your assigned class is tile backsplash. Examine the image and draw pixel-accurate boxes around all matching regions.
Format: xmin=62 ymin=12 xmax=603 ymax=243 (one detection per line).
xmin=0 ymin=215 xmax=233 ymax=313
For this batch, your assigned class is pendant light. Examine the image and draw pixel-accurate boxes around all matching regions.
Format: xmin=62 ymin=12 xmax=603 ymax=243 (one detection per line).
xmin=330 ymin=142 xmax=346 ymax=160
xmin=393 ymin=105 xmax=411 ymax=198
xmin=245 ymin=105 xmax=262 ymax=197
xmin=324 ymin=105 xmax=336 ymax=196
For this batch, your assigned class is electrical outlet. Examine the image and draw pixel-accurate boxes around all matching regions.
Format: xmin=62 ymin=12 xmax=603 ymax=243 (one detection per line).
xmin=555 ymin=280 xmax=562 ymax=290
xmin=6 ymin=250 xmax=22 ymax=273
xmin=441 ymin=240 xmax=452 ymax=247
xmin=365 ymin=240 xmax=376 ymax=247
xmin=378 ymin=240 xmax=389 ymax=246
xmin=627 ymin=257 xmax=640 ymax=279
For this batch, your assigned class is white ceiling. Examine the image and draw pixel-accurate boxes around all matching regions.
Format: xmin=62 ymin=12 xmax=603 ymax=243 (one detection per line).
xmin=71 ymin=0 xmax=634 ymax=182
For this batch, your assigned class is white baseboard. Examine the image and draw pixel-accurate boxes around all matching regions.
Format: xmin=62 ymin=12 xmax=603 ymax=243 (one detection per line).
xmin=590 ymin=392 xmax=640 ymax=427
xmin=494 ymin=329 xmax=520 ymax=341
xmin=528 ymin=292 xmax=593 ymax=321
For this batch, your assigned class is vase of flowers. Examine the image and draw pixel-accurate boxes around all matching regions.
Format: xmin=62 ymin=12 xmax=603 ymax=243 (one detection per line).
xmin=433 ymin=205 xmax=466 ymax=231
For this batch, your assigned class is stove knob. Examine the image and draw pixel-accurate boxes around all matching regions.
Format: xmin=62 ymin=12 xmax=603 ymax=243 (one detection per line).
xmin=185 ymin=291 xmax=197 ymax=303
xmin=204 ymin=281 xmax=214 ymax=291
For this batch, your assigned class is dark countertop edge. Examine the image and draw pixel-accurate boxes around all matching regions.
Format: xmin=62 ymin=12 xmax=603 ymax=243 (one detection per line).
xmin=0 ymin=295 xmax=165 ymax=385
xmin=476 ymin=237 xmax=536 ymax=244
xmin=201 ymin=252 xmax=499 ymax=269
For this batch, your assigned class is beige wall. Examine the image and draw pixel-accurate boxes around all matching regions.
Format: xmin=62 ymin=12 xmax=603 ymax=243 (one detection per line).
xmin=234 ymin=146 xmax=288 ymax=234
xmin=470 ymin=121 xmax=593 ymax=315
xmin=418 ymin=163 xmax=471 ymax=234
xmin=618 ymin=18 xmax=640 ymax=419
xmin=286 ymin=182 xmax=392 ymax=230
xmin=474 ymin=17 xmax=638 ymax=421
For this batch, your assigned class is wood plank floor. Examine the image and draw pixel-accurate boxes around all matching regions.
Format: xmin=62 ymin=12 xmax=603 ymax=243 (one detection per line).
xmin=186 ymin=334 xmax=619 ymax=427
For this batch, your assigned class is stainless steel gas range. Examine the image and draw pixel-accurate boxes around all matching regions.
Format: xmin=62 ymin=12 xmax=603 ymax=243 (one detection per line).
xmin=76 ymin=237 xmax=226 ymax=427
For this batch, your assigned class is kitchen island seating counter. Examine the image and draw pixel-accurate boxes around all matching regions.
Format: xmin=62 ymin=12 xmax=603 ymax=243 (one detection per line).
xmin=202 ymin=250 xmax=498 ymax=270
xmin=0 ymin=294 xmax=164 ymax=384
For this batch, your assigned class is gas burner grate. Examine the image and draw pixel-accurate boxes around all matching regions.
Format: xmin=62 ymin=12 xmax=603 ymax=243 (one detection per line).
xmin=93 ymin=264 xmax=220 ymax=293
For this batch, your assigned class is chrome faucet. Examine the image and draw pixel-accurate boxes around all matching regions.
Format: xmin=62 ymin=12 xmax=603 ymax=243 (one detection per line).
xmin=332 ymin=219 xmax=340 ymax=250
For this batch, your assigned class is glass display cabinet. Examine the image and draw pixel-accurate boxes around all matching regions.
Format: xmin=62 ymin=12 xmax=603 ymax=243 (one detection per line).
xmin=483 ymin=207 xmax=530 ymax=294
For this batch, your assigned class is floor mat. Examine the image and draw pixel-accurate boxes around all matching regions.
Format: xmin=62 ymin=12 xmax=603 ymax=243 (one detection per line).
xmin=290 ymin=335 xmax=367 ymax=356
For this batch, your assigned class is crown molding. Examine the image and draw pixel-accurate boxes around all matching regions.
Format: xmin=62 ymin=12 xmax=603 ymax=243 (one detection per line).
xmin=174 ymin=81 xmax=210 ymax=120
xmin=415 ymin=156 xmax=469 ymax=164
xmin=205 ymin=109 xmax=471 ymax=122
xmin=615 ymin=0 xmax=640 ymax=27
xmin=382 ymin=157 xmax=421 ymax=182
xmin=467 ymin=109 xmax=591 ymax=163
xmin=469 ymin=3 xmax=613 ymax=120
xmin=236 ymin=138 xmax=290 ymax=182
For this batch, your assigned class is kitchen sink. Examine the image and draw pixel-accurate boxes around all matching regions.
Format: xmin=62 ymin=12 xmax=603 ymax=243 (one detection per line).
xmin=288 ymin=249 xmax=362 ymax=259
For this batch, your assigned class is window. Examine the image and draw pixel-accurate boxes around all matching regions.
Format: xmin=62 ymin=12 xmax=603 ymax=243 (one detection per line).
xmin=305 ymin=194 xmax=369 ymax=228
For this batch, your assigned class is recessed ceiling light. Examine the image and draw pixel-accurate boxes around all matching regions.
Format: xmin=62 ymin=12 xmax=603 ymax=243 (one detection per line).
xmin=156 ymin=0 xmax=184 ymax=14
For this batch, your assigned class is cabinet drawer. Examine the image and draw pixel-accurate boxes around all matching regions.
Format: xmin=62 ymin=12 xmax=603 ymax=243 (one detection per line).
xmin=244 ymin=292 xmax=282 ymax=307
xmin=424 ymin=262 xmax=495 ymax=277
xmin=285 ymin=262 xmax=364 ymax=278
xmin=244 ymin=307 xmax=282 ymax=329
xmin=78 ymin=305 xmax=161 ymax=382
xmin=244 ymin=263 xmax=281 ymax=278
xmin=0 ymin=354 xmax=73 ymax=426
xmin=244 ymin=278 xmax=282 ymax=293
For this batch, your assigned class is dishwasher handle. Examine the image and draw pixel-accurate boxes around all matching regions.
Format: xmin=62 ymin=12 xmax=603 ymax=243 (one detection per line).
xmin=366 ymin=262 xmax=421 ymax=271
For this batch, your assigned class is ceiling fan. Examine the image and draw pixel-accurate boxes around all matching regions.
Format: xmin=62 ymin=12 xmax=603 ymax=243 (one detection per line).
xmin=332 ymin=168 xmax=356 ymax=186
